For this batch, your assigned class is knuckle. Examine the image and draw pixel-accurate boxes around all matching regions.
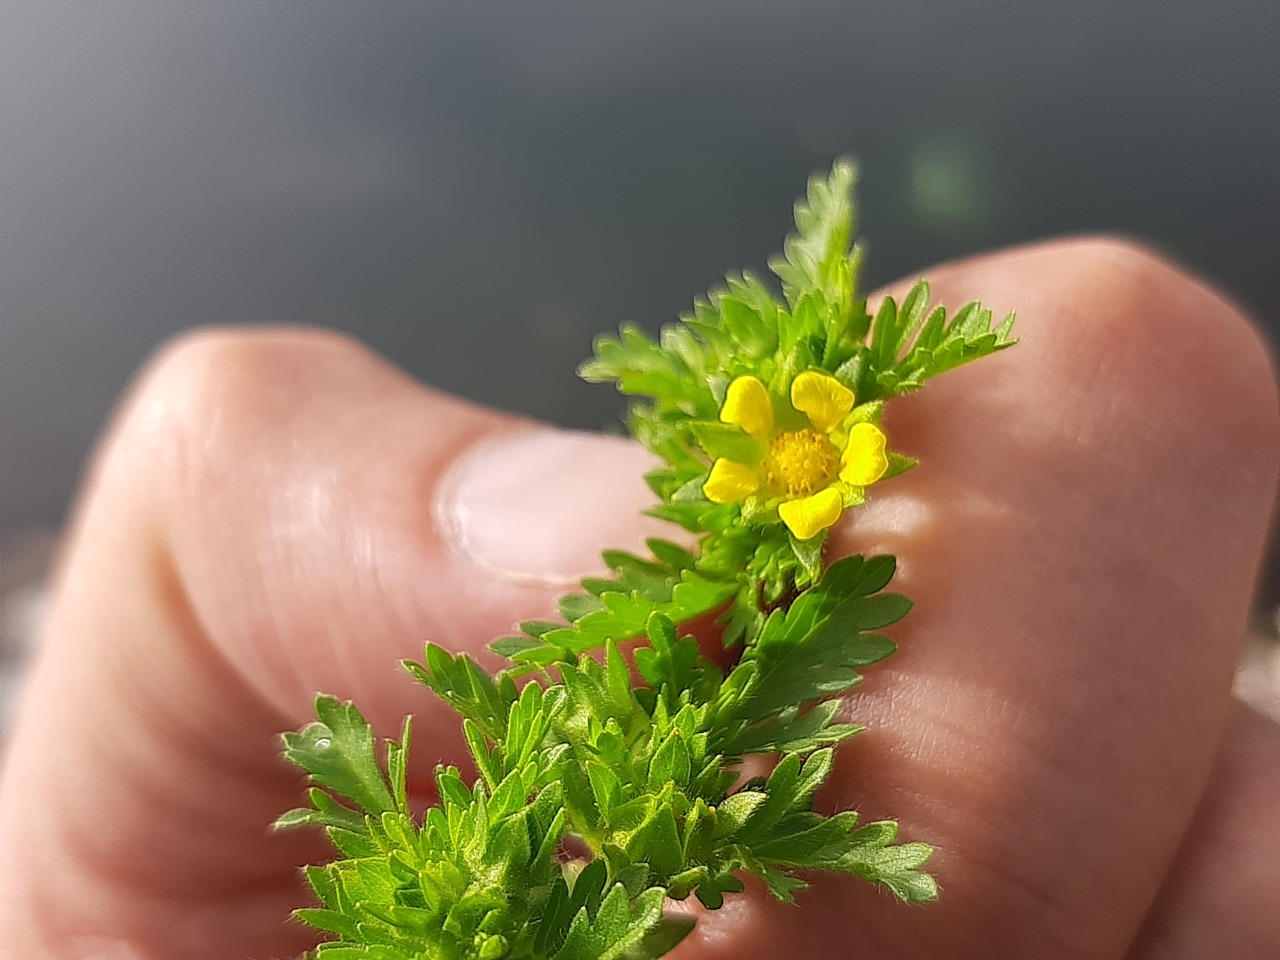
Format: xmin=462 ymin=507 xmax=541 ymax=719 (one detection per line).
xmin=113 ymin=325 xmax=376 ymax=507
xmin=144 ymin=324 xmax=366 ymax=402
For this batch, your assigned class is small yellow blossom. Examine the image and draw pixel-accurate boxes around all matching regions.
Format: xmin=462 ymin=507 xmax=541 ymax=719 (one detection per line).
xmin=703 ymin=371 xmax=889 ymax=540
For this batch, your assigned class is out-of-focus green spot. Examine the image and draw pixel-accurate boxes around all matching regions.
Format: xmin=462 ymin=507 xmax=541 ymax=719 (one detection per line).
xmin=907 ymin=135 xmax=1001 ymax=242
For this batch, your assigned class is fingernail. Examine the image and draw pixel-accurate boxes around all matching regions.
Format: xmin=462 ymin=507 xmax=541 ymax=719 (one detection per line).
xmin=439 ymin=428 xmax=661 ymax=584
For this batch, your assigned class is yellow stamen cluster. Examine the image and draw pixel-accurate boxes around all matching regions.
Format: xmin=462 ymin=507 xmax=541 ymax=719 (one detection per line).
xmin=763 ymin=429 xmax=839 ymax=498
xmin=702 ymin=371 xmax=890 ymax=540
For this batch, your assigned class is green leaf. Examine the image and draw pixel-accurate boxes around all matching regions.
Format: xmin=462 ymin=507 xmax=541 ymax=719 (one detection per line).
xmin=403 ymin=644 xmax=514 ymax=742
xmin=718 ymin=555 xmax=906 ymax=743
xmin=634 ymin=612 xmax=714 ymax=712
xmin=769 ymin=159 xmax=858 ymax=308
xmin=580 ymin=325 xmax=711 ymax=412
xmin=553 ymin=885 xmax=669 ymax=960
xmin=647 ymin=730 xmax=692 ymax=789
xmin=489 ymin=634 xmax=545 ymax=658
xmin=834 ymin=824 xmax=939 ymax=903
xmin=501 ymin=567 xmax=736 ymax=669
xmin=693 ymin=871 xmax=746 ymax=910
xmin=859 ymin=283 xmax=1017 ymax=401
xmin=728 ymin=700 xmax=864 ymax=755
xmin=282 ymin=697 xmax=397 ymax=818
xmin=713 ymin=789 xmax=768 ymax=838
xmin=618 ymin=915 xmax=696 ymax=960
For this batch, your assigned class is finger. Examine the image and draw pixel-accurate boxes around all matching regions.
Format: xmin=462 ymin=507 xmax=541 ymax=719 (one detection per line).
xmin=681 ymin=239 xmax=1279 ymax=959
xmin=1126 ymin=703 xmax=1280 ymax=959
xmin=0 ymin=327 xmax=665 ymax=959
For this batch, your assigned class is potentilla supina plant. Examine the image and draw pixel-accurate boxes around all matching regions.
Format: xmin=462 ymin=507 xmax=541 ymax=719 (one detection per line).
xmin=278 ymin=160 xmax=1016 ymax=960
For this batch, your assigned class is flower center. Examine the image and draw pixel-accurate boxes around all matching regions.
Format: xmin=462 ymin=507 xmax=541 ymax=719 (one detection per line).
xmin=763 ymin=429 xmax=839 ymax=497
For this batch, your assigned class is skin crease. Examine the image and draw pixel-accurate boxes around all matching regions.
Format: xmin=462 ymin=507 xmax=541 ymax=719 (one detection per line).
xmin=0 ymin=238 xmax=1276 ymax=960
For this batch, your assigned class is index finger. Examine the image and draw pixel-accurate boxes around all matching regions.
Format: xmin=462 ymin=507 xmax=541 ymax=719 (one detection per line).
xmin=682 ymin=238 xmax=1278 ymax=959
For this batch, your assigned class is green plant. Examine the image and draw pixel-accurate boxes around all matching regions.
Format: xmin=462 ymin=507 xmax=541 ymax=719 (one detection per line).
xmin=278 ymin=160 xmax=1016 ymax=959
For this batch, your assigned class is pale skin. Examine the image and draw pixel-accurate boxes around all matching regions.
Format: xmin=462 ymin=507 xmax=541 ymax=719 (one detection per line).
xmin=1 ymin=238 xmax=1277 ymax=960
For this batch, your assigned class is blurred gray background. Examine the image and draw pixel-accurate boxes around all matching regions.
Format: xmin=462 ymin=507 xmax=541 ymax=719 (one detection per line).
xmin=2 ymin=3 xmax=1278 ymax=726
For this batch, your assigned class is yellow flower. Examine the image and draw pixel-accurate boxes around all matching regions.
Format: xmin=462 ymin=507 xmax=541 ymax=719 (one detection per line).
xmin=702 ymin=372 xmax=889 ymax=540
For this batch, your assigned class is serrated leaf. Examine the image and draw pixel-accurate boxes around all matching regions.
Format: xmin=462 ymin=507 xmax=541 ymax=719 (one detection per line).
xmin=718 ymin=555 xmax=906 ymax=741
xmin=619 ymin=914 xmax=695 ymax=960
xmin=404 ymin=645 xmax=513 ymax=741
xmin=553 ymin=885 xmax=668 ymax=960
xmin=647 ymin=730 xmax=692 ymax=789
xmin=505 ymin=568 xmax=735 ymax=669
xmin=859 ymin=285 xmax=1017 ymax=401
xmin=713 ymin=790 xmax=768 ymax=838
xmin=282 ymin=697 xmax=396 ymax=818
xmin=769 ymin=159 xmax=858 ymax=308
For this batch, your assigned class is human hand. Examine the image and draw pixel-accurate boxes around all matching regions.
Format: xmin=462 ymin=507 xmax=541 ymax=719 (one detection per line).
xmin=1 ymin=238 xmax=1276 ymax=960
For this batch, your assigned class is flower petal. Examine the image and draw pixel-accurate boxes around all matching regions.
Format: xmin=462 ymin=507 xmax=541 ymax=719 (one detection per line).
xmin=791 ymin=371 xmax=854 ymax=433
xmin=720 ymin=375 xmax=774 ymax=438
xmin=839 ymin=422 xmax=889 ymax=486
xmin=778 ymin=487 xmax=843 ymax=540
xmin=704 ymin=458 xmax=759 ymax=504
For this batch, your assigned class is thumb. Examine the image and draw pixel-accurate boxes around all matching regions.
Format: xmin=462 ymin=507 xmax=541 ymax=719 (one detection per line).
xmin=0 ymin=327 xmax=660 ymax=959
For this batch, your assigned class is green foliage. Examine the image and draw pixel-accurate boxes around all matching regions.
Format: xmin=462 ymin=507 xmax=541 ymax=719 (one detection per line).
xmin=281 ymin=555 xmax=931 ymax=958
xmin=856 ymin=278 xmax=1018 ymax=402
xmin=582 ymin=159 xmax=1014 ymax=638
xmin=489 ymin=543 xmax=736 ymax=672
xmin=279 ymin=161 xmax=1016 ymax=958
